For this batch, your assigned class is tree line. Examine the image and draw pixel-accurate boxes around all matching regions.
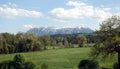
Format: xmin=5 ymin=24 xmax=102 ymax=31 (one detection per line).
xmin=0 ymin=32 xmax=95 ymax=54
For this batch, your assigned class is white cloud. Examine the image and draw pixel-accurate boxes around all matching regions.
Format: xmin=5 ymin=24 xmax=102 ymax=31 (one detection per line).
xmin=50 ymin=1 xmax=112 ymax=22
xmin=67 ymin=1 xmax=86 ymax=8
xmin=23 ymin=24 xmax=39 ymax=29
xmin=0 ymin=3 xmax=44 ymax=18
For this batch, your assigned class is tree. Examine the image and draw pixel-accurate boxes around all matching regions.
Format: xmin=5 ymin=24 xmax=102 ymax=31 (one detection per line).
xmin=51 ymin=40 xmax=57 ymax=49
xmin=76 ymin=35 xmax=87 ymax=47
xmin=91 ymin=16 xmax=120 ymax=68
xmin=63 ymin=39 xmax=69 ymax=47
xmin=40 ymin=35 xmax=51 ymax=50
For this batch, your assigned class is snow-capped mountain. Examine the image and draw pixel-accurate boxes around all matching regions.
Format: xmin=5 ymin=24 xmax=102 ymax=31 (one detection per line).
xmin=26 ymin=26 xmax=94 ymax=36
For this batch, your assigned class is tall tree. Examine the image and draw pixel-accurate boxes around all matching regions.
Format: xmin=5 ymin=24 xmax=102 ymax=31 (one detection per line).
xmin=40 ymin=35 xmax=50 ymax=49
xmin=76 ymin=35 xmax=87 ymax=47
xmin=91 ymin=16 xmax=120 ymax=68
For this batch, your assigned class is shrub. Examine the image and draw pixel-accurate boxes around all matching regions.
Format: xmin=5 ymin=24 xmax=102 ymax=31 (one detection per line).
xmin=113 ymin=62 xmax=118 ymax=69
xmin=78 ymin=59 xmax=99 ymax=69
xmin=13 ymin=54 xmax=25 ymax=64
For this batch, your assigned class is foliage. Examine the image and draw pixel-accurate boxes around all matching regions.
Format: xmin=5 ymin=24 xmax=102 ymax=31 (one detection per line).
xmin=78 ymin=59 xmax=99 ymax=69
xmin=0 ymin=31 xmax=95 ymax=54
xmin=76 ymin=35 xmax=87 ymax=47
xmin=91 ymin=16 xmax=120 ymax=68
xmin=91 ymin=16 xmax=120 ymax=57
xmin=13 ymin=54 xmax=25 ymax=64
xmin=0 ymin=33 xmax=43 ymax=54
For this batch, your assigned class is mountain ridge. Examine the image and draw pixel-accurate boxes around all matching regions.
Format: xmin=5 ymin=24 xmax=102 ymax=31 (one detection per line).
xmin=26 ymin=27 xmax=94 ymax=36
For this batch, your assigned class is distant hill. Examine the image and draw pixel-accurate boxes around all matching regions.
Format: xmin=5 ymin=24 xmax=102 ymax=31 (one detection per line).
xmin=26 ymin=27 xmax=94 ymax=36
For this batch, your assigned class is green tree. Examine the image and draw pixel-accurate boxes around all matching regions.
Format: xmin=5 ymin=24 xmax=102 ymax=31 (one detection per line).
xmin=76 ymin=35 xmax=87 ymax=47
xmin=91 ymin=16 xmax=120 ymax=68
xmin=40 ymin=35 xmax=50 ymax=50
xmin=51 ymin=40 xmax=57 ymax=49
xmin=13 ymin=54 xmax=25 ymax=64
xmin=63 ymin=39 xmax=69 ymax=47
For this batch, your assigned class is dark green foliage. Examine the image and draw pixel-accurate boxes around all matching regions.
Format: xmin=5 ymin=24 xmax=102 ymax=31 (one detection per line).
xmin=41 ymin=63 xmax=49 ymax=69
xmin=13 ymin=54 xmax=25 ymax=64
xmin=113 ymin=62 xmax=118 ymax=69
xmin=78 ymin=59 xmax=99 ymax=69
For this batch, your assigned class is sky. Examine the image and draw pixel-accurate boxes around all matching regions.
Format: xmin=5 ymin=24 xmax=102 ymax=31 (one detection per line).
xmin=0 ymin=0 xmax=120 ymax=33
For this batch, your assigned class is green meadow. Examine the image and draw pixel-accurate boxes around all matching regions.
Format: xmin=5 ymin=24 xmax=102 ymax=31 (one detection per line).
xmin=0 ymin=48 xmax=117 ymax=69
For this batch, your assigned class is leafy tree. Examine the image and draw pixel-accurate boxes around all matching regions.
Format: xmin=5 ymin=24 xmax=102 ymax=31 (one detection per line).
xmin=91 ymin=16 xmax=120 ymax=68
xmin=51 ymin=40 xmax=57 ymax=49
xmin=63 ymin=39 xmax=69 ymax=47
xmin=76 ymin=35 xmax=87 ymax=47
xmin=40 ymin=35 xmax=50 ymax=50
xmin=13 ymin=54 xmax=25 ymax=64
xmin=40 ymin=35 xmax=50 ymax=46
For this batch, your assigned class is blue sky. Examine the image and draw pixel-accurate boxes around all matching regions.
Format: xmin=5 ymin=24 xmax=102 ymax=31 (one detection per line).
xmin=0 ymin=0 xmax=120 ymax=33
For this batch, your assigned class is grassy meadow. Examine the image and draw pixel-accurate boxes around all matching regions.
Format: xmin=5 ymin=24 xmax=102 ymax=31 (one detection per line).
xmin=0 ymin=47 xmax=117 ymax=69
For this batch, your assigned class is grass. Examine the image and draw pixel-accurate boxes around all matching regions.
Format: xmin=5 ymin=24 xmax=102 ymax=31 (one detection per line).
xmin=0 ymin=47 xmax=117 ymax=69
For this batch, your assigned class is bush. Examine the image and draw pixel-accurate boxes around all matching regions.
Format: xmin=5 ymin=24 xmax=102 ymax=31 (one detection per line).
xmin=78 ymin=59 xmax=99 ymax=69
xmin=41 ymin=63 xmax=49 ymax=69
xmin=113 ymin=62 xmax=118 ymax=69
xmin=13 ymin=54 xmax=25 ymax=64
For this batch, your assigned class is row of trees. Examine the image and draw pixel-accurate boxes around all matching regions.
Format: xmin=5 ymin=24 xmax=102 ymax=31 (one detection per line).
xmin=0 ymin=31 xmax=93 ymax=54
xmin=0 ymin=33 xmax=42 ymax=54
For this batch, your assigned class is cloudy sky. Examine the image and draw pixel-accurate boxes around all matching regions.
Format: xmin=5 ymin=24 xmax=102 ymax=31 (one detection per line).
xmin=0 ymin=0 xmax=120 ymax=33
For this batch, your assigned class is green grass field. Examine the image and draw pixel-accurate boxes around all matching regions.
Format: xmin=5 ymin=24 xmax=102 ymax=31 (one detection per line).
xmin=0 ymin=47 xmax=117 ymax=69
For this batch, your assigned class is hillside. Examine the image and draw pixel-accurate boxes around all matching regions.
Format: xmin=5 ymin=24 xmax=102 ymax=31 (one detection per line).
xmin=26 ymin=27 xmax=94 ymax=36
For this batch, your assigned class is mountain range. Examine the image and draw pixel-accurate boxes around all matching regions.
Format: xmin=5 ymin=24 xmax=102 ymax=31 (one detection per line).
xmin=26 ymin=27 xmax=94 ymax=36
